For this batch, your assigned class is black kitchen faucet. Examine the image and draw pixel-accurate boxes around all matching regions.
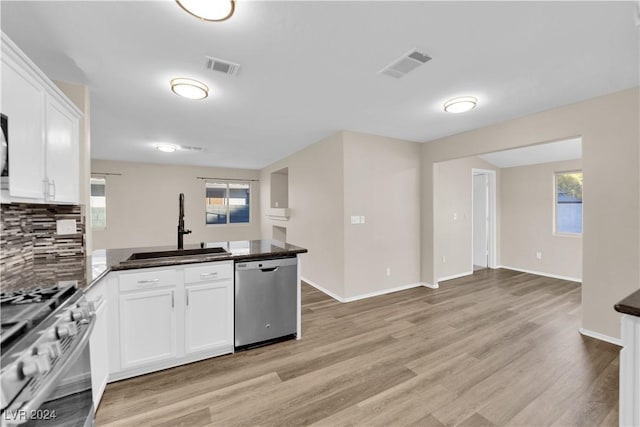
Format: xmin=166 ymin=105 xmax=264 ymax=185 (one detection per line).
xmin=177 ymin=193 xmax=192 ymax=250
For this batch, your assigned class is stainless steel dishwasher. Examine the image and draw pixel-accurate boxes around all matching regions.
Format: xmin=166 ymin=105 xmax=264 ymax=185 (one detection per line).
xmin=235 ymin=257 xmax=297 ymax=349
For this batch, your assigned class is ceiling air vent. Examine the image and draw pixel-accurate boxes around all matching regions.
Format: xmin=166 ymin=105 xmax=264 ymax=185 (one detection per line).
xmin=379 ymin=49 xmax=431 ymax=78
xmin=180 ymin=145 xmax=205 ymax=152
xmin=205 ymin=56 xmax=240 ymax=76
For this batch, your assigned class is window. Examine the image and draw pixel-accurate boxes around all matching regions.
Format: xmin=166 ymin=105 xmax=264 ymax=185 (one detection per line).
xmin=555 ymin=171 xmax=582 ymax=235
xmin=206 ymin=181 xmax=250 ymax=225
xmin=90 ymin=177 xmax=106 ymax=229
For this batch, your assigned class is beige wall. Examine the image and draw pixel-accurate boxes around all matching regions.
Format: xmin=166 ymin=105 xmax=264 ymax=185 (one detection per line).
xmin=260 ymin=132 xmax=345 ymax=297
xmin=342 ymin=131 xmax=421 ymax=298
xmin=55 ymin=81 xmax=92 ymax=253
xmin=91 ymin=159 xmax=261 ymax=250
xmin=260 ymin=130 xmax=422 ymax=300
xmin=422 ymin=87 xmax=639 ymax=339
xmin=500 ymin=159 xmax=583 ymax=280
xmin=434 ymin=156 xmax=498 ymax=281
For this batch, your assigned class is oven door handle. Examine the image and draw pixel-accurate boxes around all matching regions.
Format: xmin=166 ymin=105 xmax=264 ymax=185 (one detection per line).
xmin=4 ymin=315 xmax=96 ymax=425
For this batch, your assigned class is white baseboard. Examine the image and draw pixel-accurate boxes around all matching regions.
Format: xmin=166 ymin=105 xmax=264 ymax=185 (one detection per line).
xmin=498 ymin=265 xmax=582 ymax=283
xmin=437 ymin=271 xmax=473 ymax=283
xmin=579 ymin=328 xmax=622 ymax=346
xmin=343 ymin=282 xmax=427 ymax=303
xmin=302 ymin=277 xmax=347 ymax=303
xmin=302 ymin=277 xmax=434 ymax=303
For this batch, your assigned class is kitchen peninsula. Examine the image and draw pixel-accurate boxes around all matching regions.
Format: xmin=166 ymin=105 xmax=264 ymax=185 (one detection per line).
xmin=87 ymin=239 xmax=307 ymax=407
xmin=614 ymin=290 xmax=640 ymax=427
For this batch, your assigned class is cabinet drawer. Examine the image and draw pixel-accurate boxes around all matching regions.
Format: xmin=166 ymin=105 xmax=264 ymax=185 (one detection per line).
xmin=119 ymin=269 xmax=179 ymax=292
xmin=184 ymin=262 xmax=233 ymax=284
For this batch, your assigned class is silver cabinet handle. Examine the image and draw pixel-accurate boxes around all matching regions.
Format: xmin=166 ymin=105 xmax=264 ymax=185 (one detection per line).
xmin=137 ymin=279 xmax=159 ymax=285
xmin=171 ymin=291 xmax=174 ymax=309
xmin=185 ymin=289 xmax=189 ymax=307
xmin=200 ymin=272 xmax=218 ymax=277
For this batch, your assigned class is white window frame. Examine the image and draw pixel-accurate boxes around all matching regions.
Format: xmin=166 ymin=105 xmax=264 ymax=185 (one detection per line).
xmin=90 ymin=177 xmax=107 ymax=230
xmin=553 ymin=170 xmax=583 ymax=237
xmin=205 ymin=181 xmax=251 ymax=227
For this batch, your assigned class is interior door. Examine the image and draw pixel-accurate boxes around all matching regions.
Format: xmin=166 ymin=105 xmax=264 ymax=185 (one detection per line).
xmin=473 ymin=173 xmax=488 ymax=268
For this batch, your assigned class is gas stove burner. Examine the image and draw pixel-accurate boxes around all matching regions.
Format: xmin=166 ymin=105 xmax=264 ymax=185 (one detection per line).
xmin=0 ymin=286 xmax=66 ymax=305
xmin=1 ymin=284 xmax=78 ymax=350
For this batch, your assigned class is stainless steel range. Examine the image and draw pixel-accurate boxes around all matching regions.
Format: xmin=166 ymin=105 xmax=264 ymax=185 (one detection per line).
xmin=0 ymin=284 xmax=96 ymax=426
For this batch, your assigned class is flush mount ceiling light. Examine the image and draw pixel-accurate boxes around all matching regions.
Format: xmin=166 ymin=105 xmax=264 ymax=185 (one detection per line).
xmin=170 ymin=78 xmax=209 ymax=100
xmin=176 ymin=0 xmax=235 ymax=22
xmin=155 ymin=144 xmax=178 ymax=153
xmin=443 ymin=96 xmax=478 ymax=113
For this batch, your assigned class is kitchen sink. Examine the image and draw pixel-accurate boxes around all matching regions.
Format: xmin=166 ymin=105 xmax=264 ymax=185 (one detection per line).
xmin=127 ymin=247 xmax=229 ymax=261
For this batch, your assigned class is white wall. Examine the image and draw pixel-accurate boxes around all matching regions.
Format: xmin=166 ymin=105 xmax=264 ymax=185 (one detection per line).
xmin=500 ymin=159 xmax=583 ymax=280
xmin=434 ymin=156 xmax=499 ymax=281
xmin=91 ymin=159 xmax=261 ymax=250
xmin=421 ymin=87 xmax=639 ymax=340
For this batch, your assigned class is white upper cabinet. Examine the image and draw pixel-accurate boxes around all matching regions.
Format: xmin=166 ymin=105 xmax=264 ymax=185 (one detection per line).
xmin=1 ymin=52 xmax=46 ymax=199
xmin=45 ymin=95 xmax=79 ymax=203
xmin=0 ymin=32 xmax=82 ymax=204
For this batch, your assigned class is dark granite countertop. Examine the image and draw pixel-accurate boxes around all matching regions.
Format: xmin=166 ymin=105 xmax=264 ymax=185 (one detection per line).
xmin=614 ymin=289 xmax=640 ymax=318
xmin=83 ymin=239 xmax=307 ymax=291
xmin=2 ymin=240 xmax=306 ymax=293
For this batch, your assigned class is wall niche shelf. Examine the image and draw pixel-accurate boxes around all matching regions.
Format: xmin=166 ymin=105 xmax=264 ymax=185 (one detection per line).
xmin=269 ymin=167 xmax=289 ymax=220
xmin=266 ymin=208 xmax=290 ymax=221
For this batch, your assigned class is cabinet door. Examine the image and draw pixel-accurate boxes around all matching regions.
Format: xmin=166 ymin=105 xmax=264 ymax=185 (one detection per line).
xmin=119 ymin=288 xmax=177 ymax=369
xmin=1 ymin=55 xmax=45 ymax=199
xmin=89 ymin=295 xmax=108 ymax=409
xmin=45 ymin=95 xmax=78 ymax=203
xmin=185 ymin=281 xmax=233 ymax=355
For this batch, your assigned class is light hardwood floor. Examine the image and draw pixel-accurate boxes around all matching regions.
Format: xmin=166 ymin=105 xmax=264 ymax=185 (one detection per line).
xmin=96 ymin=268 xmax=620 ymax=426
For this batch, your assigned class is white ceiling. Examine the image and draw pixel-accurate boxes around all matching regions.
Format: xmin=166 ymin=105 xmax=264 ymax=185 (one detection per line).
xmin=1 ymin=1 xmax=638 ymax=170
xmin=479 ymin=138 xmax=582 ymax=168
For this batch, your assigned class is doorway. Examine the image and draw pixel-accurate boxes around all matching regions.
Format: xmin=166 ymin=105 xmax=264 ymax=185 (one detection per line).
xmin=472 ymin=169 xmax=496 ymax=271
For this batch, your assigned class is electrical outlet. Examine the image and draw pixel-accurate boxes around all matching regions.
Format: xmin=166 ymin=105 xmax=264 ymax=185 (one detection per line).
xmin=453 ymin=212 xmax=457 ymax=220
xmin=275 ymin=201 xmax=279 ymax=207
xmin=350 ymin=216 xmax=360 ymax=225
xmin=56 ymin=219 xmax=76 ymax=235
xmin=536 ymin=251 xmax=542 ymax=260
xmin=442 ymin=255 xmax=446 ymax=263
xmin=386 ymin=267 xmax=391 ymax=277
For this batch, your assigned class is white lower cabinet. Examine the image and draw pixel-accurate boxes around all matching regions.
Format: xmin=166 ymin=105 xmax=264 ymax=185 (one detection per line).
xmin=185 ymin=281 xmax=233 ymax=355
xmin=620 ymin=314 xmax=640 ymax=427
xmin=86 ymin=277 xmax=108 ymax=410
xmin=107 ymin=261 xmax=234 ymax=382
xmin=119 ymin=288 xmax=178 ymax=369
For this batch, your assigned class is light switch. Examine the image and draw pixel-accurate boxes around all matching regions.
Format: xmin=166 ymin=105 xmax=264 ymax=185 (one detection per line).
xmin=453 ymin=212 xmax=457 ymax=220
xmin=350 ymin=216 xmax=361 ymax=225
xmin=360 ymin=216 xmax=365 ymax=224
xmin=56 ymin=219 xmax=77 ymax=235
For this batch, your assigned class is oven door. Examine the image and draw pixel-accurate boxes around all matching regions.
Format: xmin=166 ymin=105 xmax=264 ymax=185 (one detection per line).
xmin=3 ymin=320 xmax=95 ymax=427
xmin=23 ymin=342 xmax=94 ymax=427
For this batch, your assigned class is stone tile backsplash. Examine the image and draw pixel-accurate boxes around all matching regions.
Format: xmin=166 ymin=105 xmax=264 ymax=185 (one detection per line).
xmin=0 ymin=203 xmax=85 ymax=291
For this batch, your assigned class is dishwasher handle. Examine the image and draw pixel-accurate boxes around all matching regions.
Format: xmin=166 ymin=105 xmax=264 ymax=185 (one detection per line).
xmin=235 ymin=257 xmax=297 ymax=272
